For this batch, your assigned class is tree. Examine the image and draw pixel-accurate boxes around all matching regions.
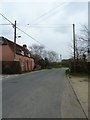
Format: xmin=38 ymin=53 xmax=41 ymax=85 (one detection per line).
xmin=70 ymin=25 xmax=89 ymax=73
xmin=29 ymin=44 xmax=45 ymax=58
xmin=47 ymin=51 xmax=59 ymax=62
xmin=44 ymin=57 xmax=49 ymax=67
xmin=76 ymin=25 xmax=89 ymax=61
xmin=29 ymin=44 xmax=59 ymax=69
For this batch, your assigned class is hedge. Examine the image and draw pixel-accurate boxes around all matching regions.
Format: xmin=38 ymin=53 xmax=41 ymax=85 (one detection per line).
xmin=70 ymin=60 xmax=88 ymax=73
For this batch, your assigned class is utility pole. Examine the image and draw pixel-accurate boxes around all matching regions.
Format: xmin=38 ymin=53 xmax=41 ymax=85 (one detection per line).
xmin=14 ymin=20 xmax=16 ymax=61
xmin=73 ymin=24 xmax=76 ymax=60
xmin=60 ymin=54 xmax=62 ymax=62
xmin=73 ymin=24 xmax=76 ymax=72
xmin=60 ymin=54 xmax=62 ymax=66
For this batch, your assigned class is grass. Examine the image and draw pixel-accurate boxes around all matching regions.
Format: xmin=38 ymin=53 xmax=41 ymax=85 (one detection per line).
xmin=47 ymin=65 xmax=62 ymax=69
xmin=65 ymin=69 xmax=88 ymax=77
xmin=70 ymin=72 xmax=88 ymax=77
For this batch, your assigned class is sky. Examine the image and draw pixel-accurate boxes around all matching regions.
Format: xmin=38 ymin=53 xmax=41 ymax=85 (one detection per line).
xmin=0 ymin=0 xmax=88 ymax=60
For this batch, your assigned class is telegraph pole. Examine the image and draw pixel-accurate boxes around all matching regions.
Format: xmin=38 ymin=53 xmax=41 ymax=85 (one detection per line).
xmin=60 ymin=54 xmax=62 ymax=62
xmin=60 ymin=54 xmax=62 ymax=66
xmin=14 ymin=20 xmax=16 ymax=61
xmin=73 ymin=24 xmax=76 ymax=60
xmin=73 ymin=24 xmax=76 ymax=72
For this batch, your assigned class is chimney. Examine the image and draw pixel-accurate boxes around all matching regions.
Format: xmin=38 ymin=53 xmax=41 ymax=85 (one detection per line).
xmin=23 ymin=44 xmax=27 ymax=49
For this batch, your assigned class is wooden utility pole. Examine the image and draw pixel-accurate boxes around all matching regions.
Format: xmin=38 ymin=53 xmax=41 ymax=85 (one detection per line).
xmin=73 ymin=24 xmax=76 ymax=72
xmin=73 ymin=24 xmax=76 ymax=60
xmin=14 ymin=20 xmax=16 ymax=61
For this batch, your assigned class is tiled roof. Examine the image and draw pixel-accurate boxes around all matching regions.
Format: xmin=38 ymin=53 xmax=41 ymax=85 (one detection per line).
xmin=0 ymin=36 xmax=31 ymax=57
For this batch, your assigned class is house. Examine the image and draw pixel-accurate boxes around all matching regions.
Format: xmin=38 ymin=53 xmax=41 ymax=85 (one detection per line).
xmin=0 ymin=36 xmax=35 ymax=73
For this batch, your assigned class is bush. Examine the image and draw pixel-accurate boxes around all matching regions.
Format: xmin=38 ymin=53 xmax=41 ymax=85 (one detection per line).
xmin=70 ymin=60 xmax=88 ymax=73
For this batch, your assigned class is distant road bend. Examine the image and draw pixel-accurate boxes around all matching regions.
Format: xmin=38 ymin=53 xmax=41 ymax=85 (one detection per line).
xmin=2 ymin=68 xmax=86 ymax=118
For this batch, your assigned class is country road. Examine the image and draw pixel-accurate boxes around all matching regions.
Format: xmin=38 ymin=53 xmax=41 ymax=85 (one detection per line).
xmin=2 ymin=68 xmax=86 ymax=118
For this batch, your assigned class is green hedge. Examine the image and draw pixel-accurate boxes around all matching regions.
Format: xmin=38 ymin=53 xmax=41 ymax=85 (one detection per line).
xmin=1 ymin=61 xmax=21 ymax=74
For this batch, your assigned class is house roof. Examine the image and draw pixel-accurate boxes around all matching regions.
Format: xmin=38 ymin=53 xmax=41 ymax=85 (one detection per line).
xmin=0 ymin=36 xmax=31 ymax=57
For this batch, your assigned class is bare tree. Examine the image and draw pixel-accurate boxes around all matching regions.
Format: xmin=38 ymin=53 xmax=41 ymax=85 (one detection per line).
xmin=42 ymin=50 xmax=48 ymax=59
xmin=75 ymin=25 xmax=89 ymax=60
xmin=47 ymin=51 xmax=59 ymax=62
xmin=29 ymin=44 xmax=45 ymax=57
xmin=29 ymin=44 xmax=59 ymax=69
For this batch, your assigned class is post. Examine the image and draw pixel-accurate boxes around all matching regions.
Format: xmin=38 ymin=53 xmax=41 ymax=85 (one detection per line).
xmin=60 ymin=54 xmax=62 ymax=61
xmin=73 ymin=24 xmax=76 ymax=72
xmin=60 ymin=54 xmax=62 ymax=66
xmin=73 ymin=24 xmax=76 ymax=60
xmin=14 ymin=20 xmax=16 ymax=61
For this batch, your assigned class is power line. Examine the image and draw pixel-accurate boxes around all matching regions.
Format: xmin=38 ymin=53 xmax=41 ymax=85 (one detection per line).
xmin=16 ymin=26 xmax=54 ymax=50
xmin=0 ymin=13 xmax=14 ymax=26
xmin=28 ymin=24 xmax=71 ymax=25
xmin=26 ymin=24 xmax=72 ymax=28
xmin=16 ymin=26 xmax=43 ymax=45
xmin=30 ymin=1 xmax=68 ymax=25
xmin=16 ymin=26 xmax=53 ymax=50
xmin=0 ymin=24 xmax=11 ymax=25
xmin=0 ymin=13 xmax=47 ymax=47
xmin=0 ymin=13 xmax=71 ymax=52
xmin=0 ymin=1 xmax=67 ymax=28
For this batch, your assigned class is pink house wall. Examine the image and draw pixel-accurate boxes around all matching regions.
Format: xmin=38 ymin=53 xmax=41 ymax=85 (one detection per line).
xmin=0 ymin=45 xmax=14 ymax=61
xmin=30 ymin=58 xmax=35 ymax=70
xmin=0 ymin=44 xmax=35 ymax=72
xmin=16 ymin=54 xmax=35 ymax=72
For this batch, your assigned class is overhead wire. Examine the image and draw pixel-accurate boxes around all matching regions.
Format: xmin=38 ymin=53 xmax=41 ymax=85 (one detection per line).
xmin=0 ymin=2 xmax=72 ymax=50
xmin=26 ymin=24 xmax=72 ymax=28
xmin=0 ymin=13 xmax=50 ymax=48
xmin=0 ymin=13 xmax=14 ymax=26
xmin=30 ymin=1 xmax=68 ymax=25
xmin=0 ymin=24 xmax=11 ymax=25
xmin=16 ymin=26 xmax=43 ymax=45
xmin=20 ymin=1 xmax=70 ymax=39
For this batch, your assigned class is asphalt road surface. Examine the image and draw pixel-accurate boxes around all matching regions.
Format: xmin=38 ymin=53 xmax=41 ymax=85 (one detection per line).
xmin=2 ymin=68 xmax=86 ymax=118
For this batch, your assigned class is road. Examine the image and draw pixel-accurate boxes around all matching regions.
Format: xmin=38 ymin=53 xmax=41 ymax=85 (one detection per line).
xmin=2 ymin=68 xmax=86 ymax=118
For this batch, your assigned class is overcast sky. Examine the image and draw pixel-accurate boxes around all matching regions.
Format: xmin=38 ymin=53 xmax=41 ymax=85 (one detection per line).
xmin=0 ymin=0 xmax=88 ymax=59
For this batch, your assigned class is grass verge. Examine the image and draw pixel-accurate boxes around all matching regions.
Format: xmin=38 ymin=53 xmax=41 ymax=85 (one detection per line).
xmin=65 ymin=69 xmax=88 ymax=77
xmin=46 ymin=65 xmax=62 ymax=69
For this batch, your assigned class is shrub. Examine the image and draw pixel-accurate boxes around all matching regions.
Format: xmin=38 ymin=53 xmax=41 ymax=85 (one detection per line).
xmin=70 ymin=60 xmax=88 ymax=73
